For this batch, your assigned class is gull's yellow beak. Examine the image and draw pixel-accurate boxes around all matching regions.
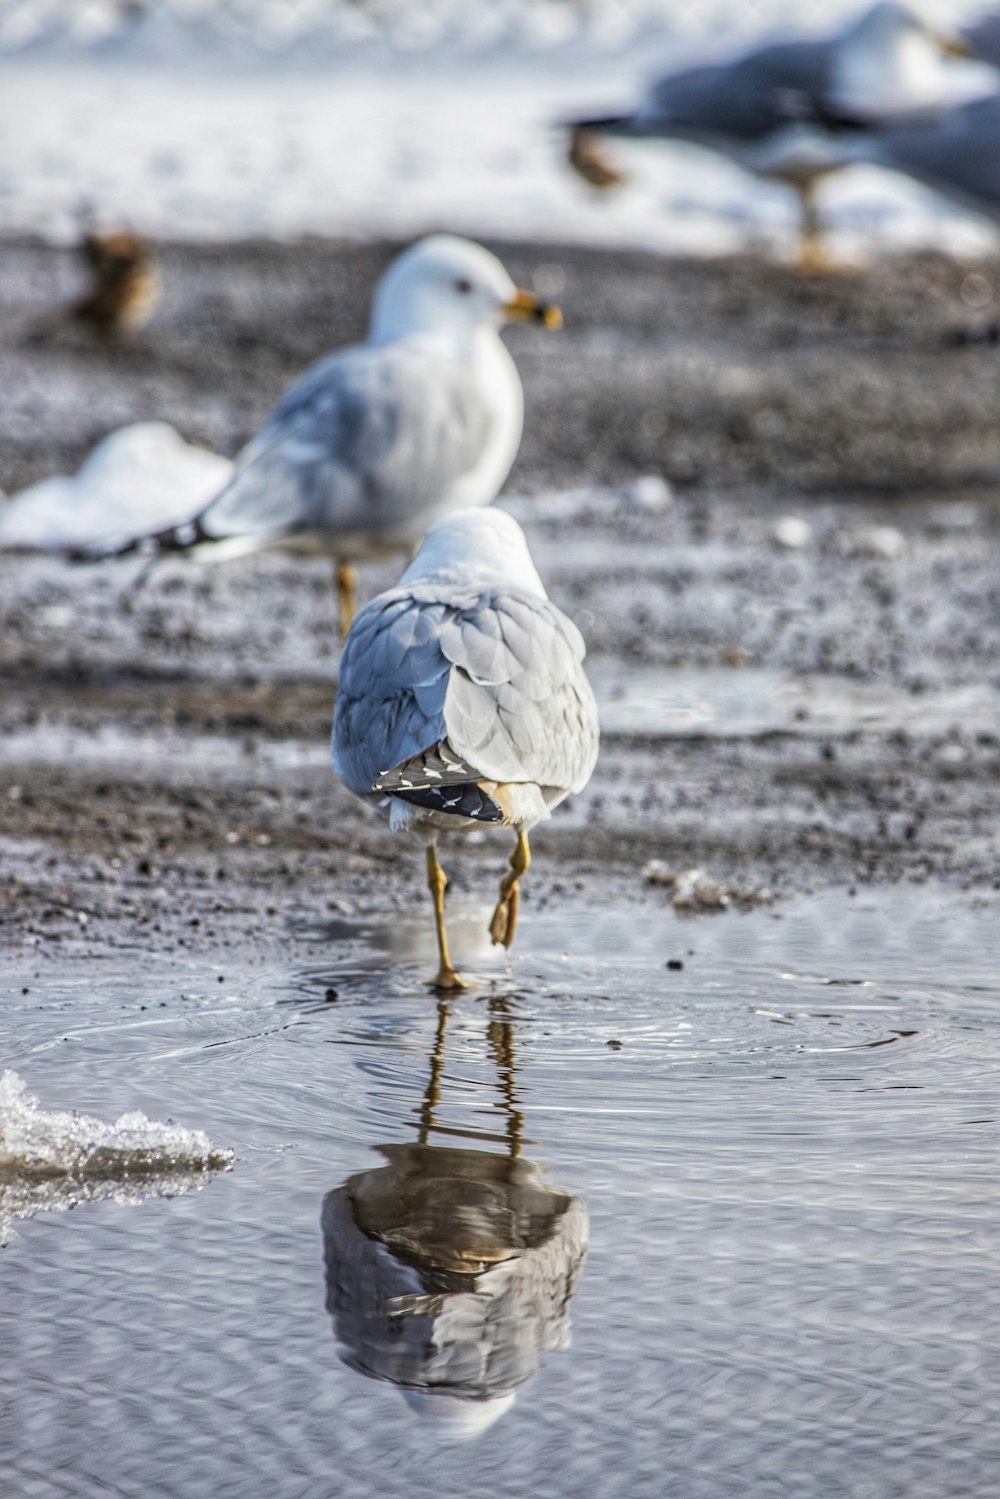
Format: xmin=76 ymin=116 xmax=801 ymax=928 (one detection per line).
xmin=936 ymin=31 xmax=973 ymax=58
xmin=503 ymin=288 xmax=563 ymax=330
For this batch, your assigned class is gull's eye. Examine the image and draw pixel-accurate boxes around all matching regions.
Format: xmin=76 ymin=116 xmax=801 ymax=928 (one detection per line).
xmin=453 ymin=277 xmax=473 ymax=294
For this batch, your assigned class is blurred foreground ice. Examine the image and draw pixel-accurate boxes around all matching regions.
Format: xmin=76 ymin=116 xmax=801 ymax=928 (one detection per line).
xmin=0 ymin=1070 xmax=232 ymax=1243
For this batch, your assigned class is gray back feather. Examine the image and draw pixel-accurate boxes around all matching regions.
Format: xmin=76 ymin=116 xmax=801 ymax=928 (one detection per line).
xmin=197 ymin=343 xmax=494 ymax=543
xmin=643 ymin=40 xmax=833 ymax=143
xmin=333 ymin=582 xmax=599 ymax=798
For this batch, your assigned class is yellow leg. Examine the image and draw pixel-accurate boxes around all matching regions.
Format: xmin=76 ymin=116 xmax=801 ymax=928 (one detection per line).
xmin=334 ymin=561 xmax=358 ymax=638
xmin=417 ymin=996 xmax=451 ymax=1144
xmin=426 ymin=844 xmax=470 ymax=991
xmin=795 ymin=180 xmax=827 ymax=275
xmin=489 ymin=829 xmax=531 ymax=950
xmin=488 ymin=996 xmax=524 ymax=1159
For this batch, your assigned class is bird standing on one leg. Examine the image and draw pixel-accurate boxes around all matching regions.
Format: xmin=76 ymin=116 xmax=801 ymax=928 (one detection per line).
xmin=86 ymin=235 xmax=561 ymax=634
xmin=332 ymin=508 xmax=599 ymax=990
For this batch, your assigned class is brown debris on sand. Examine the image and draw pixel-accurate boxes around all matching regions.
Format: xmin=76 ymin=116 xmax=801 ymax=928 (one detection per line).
xmin=642 ymin=862 xmax=775 ymax=913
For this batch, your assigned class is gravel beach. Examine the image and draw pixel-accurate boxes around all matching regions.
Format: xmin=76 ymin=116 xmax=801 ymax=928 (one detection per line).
xmin=2 ymin=234 xmax=999 ymax=964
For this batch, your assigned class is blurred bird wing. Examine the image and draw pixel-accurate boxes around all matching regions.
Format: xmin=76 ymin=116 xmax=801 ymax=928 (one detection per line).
xmin=867 ymin=94 xmax=1000 ymax=213
xmin=642 ymin=42 xmax=833 ymax=141
xmin=196 ymin=343 xmax=493 ymax=544
xmin=963 ymin=13 xmax=1000 ymax=69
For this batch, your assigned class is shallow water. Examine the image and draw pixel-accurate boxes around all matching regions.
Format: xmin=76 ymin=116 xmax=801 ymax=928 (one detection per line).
xmin=3 ymin=885 xmax=1000 ymax=1498
xmin=5 ymin=664 xmax=997 ymax=785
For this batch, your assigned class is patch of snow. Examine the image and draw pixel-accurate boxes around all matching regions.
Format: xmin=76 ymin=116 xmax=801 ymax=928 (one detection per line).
xmin=0 ymin=56 xmax=997 ymax=258
xmin=0 ymin=421 xmax=232 ymax=554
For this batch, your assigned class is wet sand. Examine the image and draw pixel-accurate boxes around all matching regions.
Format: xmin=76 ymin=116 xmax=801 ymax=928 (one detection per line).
xmin=2 ymin=235 xmax=1000 ymax=965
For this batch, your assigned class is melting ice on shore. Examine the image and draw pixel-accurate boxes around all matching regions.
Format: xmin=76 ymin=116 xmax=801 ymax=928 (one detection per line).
xmin=0 ymin=1070 xmax=232 ymax=1243
xmin=0 ymin=423 xmax=232 ymax=555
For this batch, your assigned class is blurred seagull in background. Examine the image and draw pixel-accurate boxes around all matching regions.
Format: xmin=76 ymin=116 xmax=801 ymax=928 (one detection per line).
xmin=332 ymin=508 xmax=599 ymax=990
xmin=565 ymin=1 xmax=991 ymax=271
xmin=94 ymin=234 xmax=561 ymax=635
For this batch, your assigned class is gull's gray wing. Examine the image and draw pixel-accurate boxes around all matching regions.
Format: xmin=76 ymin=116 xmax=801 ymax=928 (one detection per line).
xmin=962 ymin=14 xmax=1000 ymax=70
xmin=865 ymin=94 xmax=1000 ymax=217
xmin=196 ymin=342 xmax=493 ymax=546
xmin=638 ymin=40 xmax=834 ymax=144
xmin=332 ymin=584 xmax=599 ymax=800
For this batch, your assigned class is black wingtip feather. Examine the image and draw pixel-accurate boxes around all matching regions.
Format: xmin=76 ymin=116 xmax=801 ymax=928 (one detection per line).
xmin=392 ymin=784 xmax=503 ymax=822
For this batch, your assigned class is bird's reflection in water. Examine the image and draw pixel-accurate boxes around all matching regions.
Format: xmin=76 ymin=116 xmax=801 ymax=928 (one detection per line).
xmin=322 ymin=997 xmax=587 ymax=1438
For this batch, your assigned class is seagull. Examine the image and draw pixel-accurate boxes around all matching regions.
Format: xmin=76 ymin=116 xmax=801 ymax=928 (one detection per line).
xmin=565 ymin=1 xmax=984 ymax=270
xmin=94 ymin=235 xmax=561 ymax=636
xmin=331 ymin=508 xmax=599 ymax=990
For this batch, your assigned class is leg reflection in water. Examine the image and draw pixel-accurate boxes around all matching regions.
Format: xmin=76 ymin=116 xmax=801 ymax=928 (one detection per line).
xmin=321 ymin=997 xmax=587 ymax=1438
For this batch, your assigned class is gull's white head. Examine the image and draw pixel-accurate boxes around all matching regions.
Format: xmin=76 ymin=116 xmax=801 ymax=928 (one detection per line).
xmin=370 ymin=234 xmax=562 ymax=345
xmin=401 ymin=1389 xmax=517 ymax=1440
xmin=835 ymin=2 xmax=978 ymax=117
xmin=400 ymin=507 xmax=546 ymax=597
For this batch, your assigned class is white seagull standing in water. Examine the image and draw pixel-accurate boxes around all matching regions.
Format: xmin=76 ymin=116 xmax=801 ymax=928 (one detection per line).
xmin=98 ymin=235 xmax=561 ymax=634
xmin=332 ymin=509 xmax=599 ymax=990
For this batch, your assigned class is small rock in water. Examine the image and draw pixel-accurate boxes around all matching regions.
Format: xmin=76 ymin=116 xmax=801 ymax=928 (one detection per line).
xmin=642 ymin=861 xmax=773 ymax=914
xmin=773 ymin=515 xmax=812 ymax=550
xmin=627 ymin=473 xmax=673 ymax=515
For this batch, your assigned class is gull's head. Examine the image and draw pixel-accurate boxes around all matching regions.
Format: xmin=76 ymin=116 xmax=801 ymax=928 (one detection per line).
xmin=834 ymin=1 xmax=979 ymax=117
xmin=844 ymin=2 xmax=971 ymax=60
xmin=370 ymin=235 xmax=562 ymax=344
xmin=400 ymin=507 xmax=546 ymax=597
xmin=401 ymin=1389 xmax=517 ymax=1441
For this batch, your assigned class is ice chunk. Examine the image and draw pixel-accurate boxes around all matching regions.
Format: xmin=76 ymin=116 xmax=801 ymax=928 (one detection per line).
xmin=0 ymin=422 xmax=232 ymax=554
xmin=0 ymin=1070 xmax=232 ymax=1243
